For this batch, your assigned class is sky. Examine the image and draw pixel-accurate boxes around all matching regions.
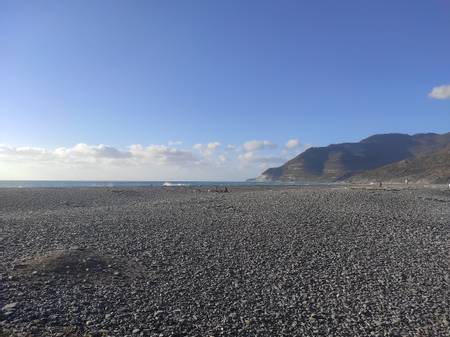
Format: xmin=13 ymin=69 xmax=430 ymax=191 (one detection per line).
xmin=1 ymin=0 xmax=450 ymax=180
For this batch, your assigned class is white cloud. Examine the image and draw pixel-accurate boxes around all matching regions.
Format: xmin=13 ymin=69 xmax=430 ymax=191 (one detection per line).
xmin=0 ymin=143 xmax=196 ymax=166
xmin=193 ymin=142 xmax=221 ymax=156
xmin=429 ymin=84 xmax=450 ymax=100
xmin=0 ymin=145 xmax=50 ymax=160
xmin=0 ymin=143 xmax=205 ymax=180
xmin=129 ymin=144 xmax=198 ymax=165
xmin=0 ymin=145 xmax=45 ymax=154
xmin=285 ymin=138 xmax=300 ymax=150
xmin=0 ymin=139 xmax=305 ymax=180
xmin=16 ymin=147 xmax=47 ymax=155
xmin=54 ymin=143 xmax=131 ymax=159
xmin=238 ymin=151 xmax=284 ymax=166
xmin=207 ymin=142 xmax=220 ymax=150
xmin=218 ymin=154 xmax=227 ymax=163
xmin=242 ymin=140 xmax=276 ymax=152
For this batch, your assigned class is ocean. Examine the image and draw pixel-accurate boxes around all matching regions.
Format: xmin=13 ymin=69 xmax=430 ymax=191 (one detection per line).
xmin=0 ymin=180 xmax=310 ymax=188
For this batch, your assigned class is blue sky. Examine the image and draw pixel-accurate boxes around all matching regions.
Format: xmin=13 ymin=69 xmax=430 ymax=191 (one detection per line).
xmin=1 ymin=0 xmax=449 ymax=180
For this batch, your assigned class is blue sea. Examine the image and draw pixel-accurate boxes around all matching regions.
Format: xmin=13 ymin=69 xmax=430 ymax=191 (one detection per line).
xmin=0 ymin=180 xmax=312 ymax=189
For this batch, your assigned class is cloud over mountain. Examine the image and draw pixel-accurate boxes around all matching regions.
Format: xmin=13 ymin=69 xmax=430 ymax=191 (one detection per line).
xmin=284 ymin=139 xmax=300 ymax=150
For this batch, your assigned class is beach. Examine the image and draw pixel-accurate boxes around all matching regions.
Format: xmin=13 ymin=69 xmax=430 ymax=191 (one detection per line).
xmin=1 ymin=186 xmax=449 ymax=336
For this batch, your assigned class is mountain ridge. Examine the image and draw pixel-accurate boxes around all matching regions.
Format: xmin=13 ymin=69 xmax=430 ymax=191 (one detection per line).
xmin=350 ymin=144 xmax=450 ymax=184
xmin=253 ymin=132 xmax=450 ymax=183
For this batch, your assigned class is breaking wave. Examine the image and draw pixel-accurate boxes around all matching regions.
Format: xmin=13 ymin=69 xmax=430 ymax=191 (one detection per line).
xmin=162 ymin=182 xmax=191 ymax=187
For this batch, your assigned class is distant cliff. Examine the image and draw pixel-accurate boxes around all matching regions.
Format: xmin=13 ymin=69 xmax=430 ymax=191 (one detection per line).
xmin=253 ymin=132 xmax=450 ymax=183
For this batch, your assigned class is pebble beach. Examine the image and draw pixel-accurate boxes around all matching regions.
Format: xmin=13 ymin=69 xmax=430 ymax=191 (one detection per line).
xmin=1 ymin=186 xmax=449 ymax=336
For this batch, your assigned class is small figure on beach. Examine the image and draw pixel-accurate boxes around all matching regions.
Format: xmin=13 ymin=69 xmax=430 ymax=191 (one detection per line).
xmin=405 ymin=179 xmax=409 ymax=185
xmin=379 ymin=181 xmax=383 ymax=188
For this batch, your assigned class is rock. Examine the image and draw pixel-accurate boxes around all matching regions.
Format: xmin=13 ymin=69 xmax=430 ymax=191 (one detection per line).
xmin=2 ymin=302 xmax=18 ymax=312
xmin=154 ymin=310 xmax=165 ymax=318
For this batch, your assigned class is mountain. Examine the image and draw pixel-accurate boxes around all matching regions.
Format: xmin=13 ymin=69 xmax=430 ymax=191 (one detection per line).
xmin=254 ymin=132 xmax=450 ymax=182
xmin=350 ymin=145 xmax=450 ymax=184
